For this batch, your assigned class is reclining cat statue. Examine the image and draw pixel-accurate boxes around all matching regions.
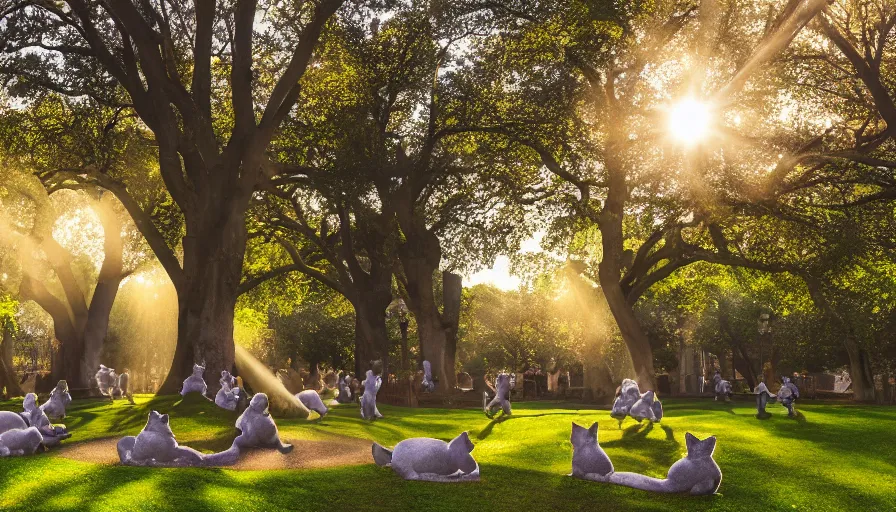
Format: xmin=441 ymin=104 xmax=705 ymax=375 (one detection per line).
xmin=181 ymin=362 xmax=208 ymax=396
xmin=372 ymin=432 xmax=480 ymax=482
xmin=360 ymin=370 xmax=383 ymax=420
xmin=484 ymin=373 xmax=512 ymax=418
xmin=215 ymin=371 xmax=240 ymax=411
xmin=22 ymin=393 xmax=71 ymax=448
xmin=296 ymin=390 xmax=328 ymax=418
xmin=570 ymin=422 xmax=614 ymax=482
xmin=336 ymin=373 xmax=353 ymax=404
xmin=0 ymin=425 xmax=43 ymax=457
xmin=421 ymin=361 xmax=435 ymax=393
xmin=117 ymin=411 xmax=239 ymax=467
xmin=234 ymin=393 xmax=293 ymax=453
xmin=608 ymin=433 xmax=722 ymax=495
xmin=40 ymin=380 xmax=72 ymax=419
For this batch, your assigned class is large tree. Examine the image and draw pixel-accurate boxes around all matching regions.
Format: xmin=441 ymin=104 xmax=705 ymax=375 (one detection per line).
xmin=0 ymin=0 xmax=348 ymax=392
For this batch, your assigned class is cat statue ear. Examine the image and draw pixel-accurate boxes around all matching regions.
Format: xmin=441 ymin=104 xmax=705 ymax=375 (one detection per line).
xmin=448 ymin=432 xmax=474 ymax=453
xmin=685 ymin=433 xmax=716 ymax=458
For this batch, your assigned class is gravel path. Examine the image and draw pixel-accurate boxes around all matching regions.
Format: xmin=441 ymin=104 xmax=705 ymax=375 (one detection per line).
xmin=54 ymin=435 xmax=374 ymax=470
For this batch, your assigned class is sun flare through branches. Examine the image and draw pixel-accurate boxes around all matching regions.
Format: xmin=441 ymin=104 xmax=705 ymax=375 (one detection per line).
xmin=666 ymin=98 xmax=713 ymax=147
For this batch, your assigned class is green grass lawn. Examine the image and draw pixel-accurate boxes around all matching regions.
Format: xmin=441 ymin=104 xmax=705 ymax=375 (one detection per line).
xmin=1 ymin=395 xmax=894 ymax=511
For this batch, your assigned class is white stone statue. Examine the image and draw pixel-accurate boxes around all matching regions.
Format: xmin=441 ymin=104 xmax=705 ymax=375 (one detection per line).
xmin=234 ymin=393 xmax=293 ymax=453
xmin=372 ymin=432 xmax=480 ymax=482
xmin=713 ymin=372 xmax=732 ymax=401
xmin=570 ymin=422 xmax=614 ymax=482
xmin=484 ymin=373 xmax=512 ymax=418
xmin=0 ymin=411 xmax=28 ymax=434
xmin=755 ymin=381 xmax=776 ymax=418
xmin=296 ymin=390 xmax=328 ymax=417
xmin=421 ymin=360 xmax=435 ymax=393
xmin=335 ymin=373 xmax=353 ymax=404
xmin=610 ymin=379 xmax=641 ymax=425
xmin=0 ymin=426 xmax=43 ymax=457
xmin=95 ymin=364 xmax=120 ymax=398
xmin=40 ymin=380 xmax=72 ymax=419
xmin=117 ymin=411 xmax=239 ymax=467
xmin=215 ymin=371 xmax=240 ymax=411
xmin=360 ymin=370 xmax=383 ymax=420
xmin=629 ymin=390 xmax=663 ymax=423
xmin=21 ymin=393 xmax=71 ymax=447
xmin=607 ymin=433 xmax=722 ymax=495
xmin=181 ymin=363 xmax=208 ymax=396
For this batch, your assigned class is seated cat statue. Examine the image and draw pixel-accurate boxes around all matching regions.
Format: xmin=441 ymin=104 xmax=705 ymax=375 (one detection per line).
xmin=336 ymin=373 xmax=353 ymax=404
xmin=608 ymin=433 xmax=722 ymax=495
xmin=215 ymin=371 xmax=240 ymax=411
xmin=95 ymin=365 xmax=120 ymax=398
xmin=570 ymin=422 xmax=614 ymax=482
xmin=0 ymin=426 xmax=43 ymax=457
xmin=611 ymin=379 xmax=642 ymax=426
xmin=755 ymin=381 xmax=776 ymax=418
xmin=777 ymin=377 xmax=799 ymax=417
xmin=421 ymin=361 xmax=435 ymax=393
xmin=296 ymin=390 xmax=328 ymax=417
xmin=40 ymin=380 xmax=72 ymax=419
xmin=234 ymin=393 xmax=293 ymax=453
xmin=484 ymin=373 xmax=512 ymax=418
xmin=360 ymin=370 xmax=383 ymax=420
xmin=181 ymin=362 xmax=208 ymax=396
xmin=372 ymin=432 xmax=480 ymax=482
xmin=22 ymin=393 xmax=71 ymax=448
xmin=117 ymin=411 xmax=239 ymax=467
xmin=629 ymin=390 xmax=663 ymax=423
xmin=713 ymin=372 xmax=732 ymax=402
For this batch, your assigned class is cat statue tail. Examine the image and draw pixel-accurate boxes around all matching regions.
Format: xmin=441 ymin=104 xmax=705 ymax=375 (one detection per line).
xmin=372 ymin=443 xmax=393 ymax=466
xmin=202 ymin=444 xmax=241 ymax=467
xmin=608 ymin=472 xmax=670 ymax=493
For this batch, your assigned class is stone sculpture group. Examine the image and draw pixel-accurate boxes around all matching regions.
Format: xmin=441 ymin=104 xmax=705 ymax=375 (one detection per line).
xmin=569 ymin=421 xmax=721 ymax=495
xmin=0 ymin=383 xmax=75 ymax=457
xmin=611 ymin=379 xmax=663 ymax=426
xmin=215 ymin=371 xmax=240 ymax=411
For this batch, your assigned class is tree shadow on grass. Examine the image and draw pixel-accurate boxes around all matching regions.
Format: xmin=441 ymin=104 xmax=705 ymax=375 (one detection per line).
xmin=475 ymin=411 xmax=581 ymax=440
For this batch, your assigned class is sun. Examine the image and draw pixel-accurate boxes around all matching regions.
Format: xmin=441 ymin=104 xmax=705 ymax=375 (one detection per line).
xmin=667 ymin=97 xmax=712 ymax=146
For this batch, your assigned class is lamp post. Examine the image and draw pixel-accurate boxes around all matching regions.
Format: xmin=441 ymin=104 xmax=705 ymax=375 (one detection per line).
xmin=757 ymin=313 xmax=770 ymax=383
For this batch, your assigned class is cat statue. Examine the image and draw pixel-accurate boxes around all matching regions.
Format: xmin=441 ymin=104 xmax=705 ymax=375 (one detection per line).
xmin=484 ymin=373 xmax=512 ymax=418
xmin=95 ymin=365 xmax=120 ymax=398
xmin=296 ymin=390 xmax=328 ymax=417
xmin=713 ymin=372 xmax=732 ymax=402
xmin=181 ymin=362 xmax=208 ymax=396
xmin=336 ymin=373 xmax=353 ymax=404
xmin=372 ymin=432 xmax=480 ymax=482
xmin=755 ymin=381 xmax=776 ymax=418
xmin=40 ymin=380 xmax=72 ymax=419
xmin=22 ymin=393 xmax=71 ymax=448
xmin=215 ymin=371 xmax=240 ymax=411
xmin=117 ymin=411 xmax=239 ymax=467
xmin=234 ymin=393 xmax=293 ymax=453
xmin=608 ymin=433 xmax=722 ymax=495
xmin=611 ymin=379 xmax=642 ymax=425
xmin=360 ymin=370 xmax=383 ymax=420
xmin=629 ymin=390 xmax=663 ymax=423
xmin=421 ymin=361 xmax=435 ymax=393
xmin=0 ymin=411 xmax=28 ymax=434
xmin=570 ymin=422 xmax=614 ymax=482
xmin=777 ymin=377 xmax=799 ymax=417
xmin=0 ymin=426 xmax=43 ymax=457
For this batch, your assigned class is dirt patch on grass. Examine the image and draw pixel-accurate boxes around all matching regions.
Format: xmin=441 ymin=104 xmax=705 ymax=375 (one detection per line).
xmin=54 ymin=435 xmax=374 ymax=470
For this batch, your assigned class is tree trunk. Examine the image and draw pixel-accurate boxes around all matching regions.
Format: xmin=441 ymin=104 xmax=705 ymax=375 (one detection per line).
xmin=600 ymin=278 xmax=656 ymax=390
xmin=158 ymin=210 xmax=247 ymax=394
xmin=1 ymin=322 xmax=24 ymax=397
xmin=846 ymin=342 xmax=875 ymax=401
xmin=441 ymin=271 xmax=462 ymax=390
